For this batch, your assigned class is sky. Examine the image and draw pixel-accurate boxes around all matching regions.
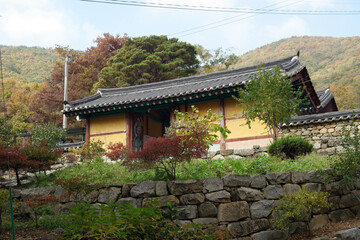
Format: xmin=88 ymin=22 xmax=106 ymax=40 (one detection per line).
xmin=0 ymin=0 xmax=359 ymax=55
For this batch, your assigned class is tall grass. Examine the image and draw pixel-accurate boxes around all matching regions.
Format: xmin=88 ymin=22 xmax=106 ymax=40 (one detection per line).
xmin=43 ymin=153 xmax=330 ymax=185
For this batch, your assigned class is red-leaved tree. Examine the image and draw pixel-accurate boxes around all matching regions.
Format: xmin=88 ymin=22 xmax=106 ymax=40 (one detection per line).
xmin=24 ymin=195 xmax=56 ymax=228
xmin=127 ymin=134 xmax=207 ymax=180
xmin=21 ymin=142 xmax=63 ymax=175
xmin=105 ymin=142 xmax=128 ymax=161
xmin=0 ymin=142 xmax=62 ymax=185
xmin=0 ymin=145 xmax=38 ymax=185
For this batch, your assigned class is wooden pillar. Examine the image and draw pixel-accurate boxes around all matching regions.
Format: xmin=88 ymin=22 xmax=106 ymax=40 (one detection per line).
xmin=85 ymin=117 xmax=90 ymax=144
xmin=126 ymin=112 xmax=133 ymax=151
xmin=170 ymin=107 xmax=176 ymax=122
xmin=220 ymin=98 xmax=226 ymax=150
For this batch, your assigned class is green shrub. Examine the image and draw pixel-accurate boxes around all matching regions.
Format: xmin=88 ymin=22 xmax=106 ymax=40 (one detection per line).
xmin=71 ymin=140 xmax=105 ymax=162
xmin=64 ymin=201 xmax=232 ymax=240
xmin=331 ymin=123 xmax=360 ymax=182
xmin=272 ymin=190 xmax=330 ymax=230
xmin=268 ymin=136 xmax=313 ymax=159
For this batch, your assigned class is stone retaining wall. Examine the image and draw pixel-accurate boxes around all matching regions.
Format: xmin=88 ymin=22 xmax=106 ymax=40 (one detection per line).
xmin=280 ymin=119 xmax=360 ymax=155
xmin=13 ymin=171 xmax=360 ymax=239
xmin=208 ymin=145 xmax=268 ymax=160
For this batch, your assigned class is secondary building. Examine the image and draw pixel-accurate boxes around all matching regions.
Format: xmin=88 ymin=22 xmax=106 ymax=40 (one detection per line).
xmin=63 ymin=54 xmax=337 ymax=151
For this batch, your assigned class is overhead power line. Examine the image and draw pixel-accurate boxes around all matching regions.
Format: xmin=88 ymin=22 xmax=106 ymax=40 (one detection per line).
xmin=170 ymin=0 xmax=304 ymax=37
xmin=81 ymin=0 xmax=360 ymax=15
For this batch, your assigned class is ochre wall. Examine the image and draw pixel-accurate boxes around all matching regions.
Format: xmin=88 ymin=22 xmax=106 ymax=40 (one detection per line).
xmin=193 ymin=99 xmax=220 ymax=116
xmin=176 ymin=98 xmax=270 ymax=148
xmin=87 ymin=97 xmax=271 ymax=150
xmin=89 ymin=113 xmax=127 ymax=147
xmin=225 ymin=98 xmax=268 ymax=137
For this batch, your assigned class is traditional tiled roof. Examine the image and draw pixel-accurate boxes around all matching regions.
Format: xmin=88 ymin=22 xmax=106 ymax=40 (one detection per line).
xmin=64 ymin=54 xmax=309 ymax=117
xmin=316 ymin=87 xmax=335 ymax=109
xmin=284 ymin=109 xmax=360 ymax=126
xmin=57 ymin=141 xmax=85 ymax=151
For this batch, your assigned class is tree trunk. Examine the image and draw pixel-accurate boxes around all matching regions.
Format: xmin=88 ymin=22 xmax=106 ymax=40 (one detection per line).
xmin=15 ymin=169 xmax=21 ymax=186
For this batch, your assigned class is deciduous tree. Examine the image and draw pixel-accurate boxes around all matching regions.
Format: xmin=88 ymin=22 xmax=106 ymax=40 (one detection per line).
xmin=30 ymin=33 xmax=129 ymax=125
xmin=195 ymin=45 xmax=237 ymax=74
xmin=234 ymin=66 xmax=305 ymax=140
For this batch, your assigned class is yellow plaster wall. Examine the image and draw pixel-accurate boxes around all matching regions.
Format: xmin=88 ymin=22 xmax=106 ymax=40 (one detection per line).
xmin=91 ymin=133 xmax=127 ymax=147
xmin=224 ymin=98 xmax=269 ymax=139
xmin=176 ymin=98 xmax=268 ymax=140
xmin=225 ymin=98 xmax=243 ymax=118
xmin=193 ymin=99 xmax=220 ymax=116
xmin=226 ymin=118 xmax=269 ymax=139
xmin=90 ymin=114 xmax=126 ymax=135
xmin=89 ymin=113 xmax=127 ymax=147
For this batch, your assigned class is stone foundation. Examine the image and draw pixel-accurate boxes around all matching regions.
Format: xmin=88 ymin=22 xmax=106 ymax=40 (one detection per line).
xmin=13 ymin=171 xmax=360 ymax=239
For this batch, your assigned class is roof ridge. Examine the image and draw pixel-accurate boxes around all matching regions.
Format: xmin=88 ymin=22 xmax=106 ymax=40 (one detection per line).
xmin=69 ymin=92 xmax=102 ymax=107
xmin=98 ymin=54 xmax=297 ymax=97
xmin=289 ymin=109 xmax=360 ymax=122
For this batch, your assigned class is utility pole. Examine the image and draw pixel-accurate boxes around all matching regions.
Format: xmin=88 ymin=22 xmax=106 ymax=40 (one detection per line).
xmin=63 ymin=54 xmax=69 ymax=129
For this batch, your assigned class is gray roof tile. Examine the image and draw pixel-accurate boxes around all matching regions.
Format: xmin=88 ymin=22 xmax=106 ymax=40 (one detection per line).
xmin=284 ymin=109 xmax=360 ymax=126
xmin=65 ymin=55 xmax=306 ymax=115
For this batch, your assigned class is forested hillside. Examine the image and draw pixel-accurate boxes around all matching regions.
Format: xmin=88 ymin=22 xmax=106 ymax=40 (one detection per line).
xmin=230 ymin=36 xmax=360 ymax=109
xmin=0 ymin=45 xmax=59 ymax=83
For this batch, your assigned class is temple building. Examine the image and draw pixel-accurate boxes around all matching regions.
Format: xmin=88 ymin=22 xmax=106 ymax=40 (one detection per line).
xmin=63 ymin=54 xmax=338 ymax=151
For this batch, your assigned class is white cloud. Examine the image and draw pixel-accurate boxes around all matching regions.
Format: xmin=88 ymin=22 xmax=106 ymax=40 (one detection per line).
xmin=223 ymin=20 xmax=256 ymax=52
xmin=2 ymin=7 xmax=67 ymax=46
xmin=0 ymin=0 xmax=100 ymax=50
xmin=266 ymin=16 xmax=310 ymax=40
xmin=0 ymin=0 xmax=51 ymax=9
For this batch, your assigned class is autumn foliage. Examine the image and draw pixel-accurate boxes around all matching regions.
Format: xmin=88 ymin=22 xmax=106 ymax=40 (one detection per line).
xmin=24 ymin=195 xmax=56 ymax=228
xmin=30 ymin=33 xmax=129 ymax=125
xmin=0 ymin=142 xmax=62 ymax=186
xmin=128 ymin=134 xmax=207 ymax=180
xmin=0 ymin=145 xmax=35 ymax=185
xmin=105 ymin=142 xmax=128 ymax=161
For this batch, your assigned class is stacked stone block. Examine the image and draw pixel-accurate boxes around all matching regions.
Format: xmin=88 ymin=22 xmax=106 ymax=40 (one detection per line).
xmin=208 ymin=145 xmax=268 ymax=160
xmin=14 ymin=171 xmax=360 ymax=239
xmin=280 ymin=119 xmax=360 ymax=155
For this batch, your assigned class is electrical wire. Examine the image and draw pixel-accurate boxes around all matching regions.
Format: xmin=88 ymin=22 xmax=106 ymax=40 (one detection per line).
xmin=80 ymin=0 xmax=360 ymax=15
xmin=172 ymin=0 xmax=305 ymax=37
xmin=170 ymin=0 xmax=296 ymax=36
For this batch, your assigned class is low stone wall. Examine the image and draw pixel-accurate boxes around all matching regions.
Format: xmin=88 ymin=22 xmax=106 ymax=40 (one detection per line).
xmin=280 ymin=119 xmax=360 ymax=155
xmin=208 ymin=145 xmax=268 ymax=160
xmin=13 ymin=171 xmax=360 ymax=239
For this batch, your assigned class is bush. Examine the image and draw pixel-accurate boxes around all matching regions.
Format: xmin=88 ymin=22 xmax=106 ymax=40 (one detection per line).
xmin=272 ymin=190 xmax=330 ymax=230
xmin=331 ymin=123 xmax=360 ymax=182
xmin=22 ymin=143 xmax=63 ymax=172
xmin=24 ymin=195 xmax=56 ymax=228
xmin=31 ymin=123 xmax=66 ymax=148
xmin=127 ymin=134 xmax=207 ymax=180
xmin=64 ymin=201 xmax=232 ymax=240
xmin=72 ymin=139 xmax=105 ymax=162
xmin=268 ymin=136 xmax=313 ymax=159
xmin=105 ymin=142 xmax=127 ymax=161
